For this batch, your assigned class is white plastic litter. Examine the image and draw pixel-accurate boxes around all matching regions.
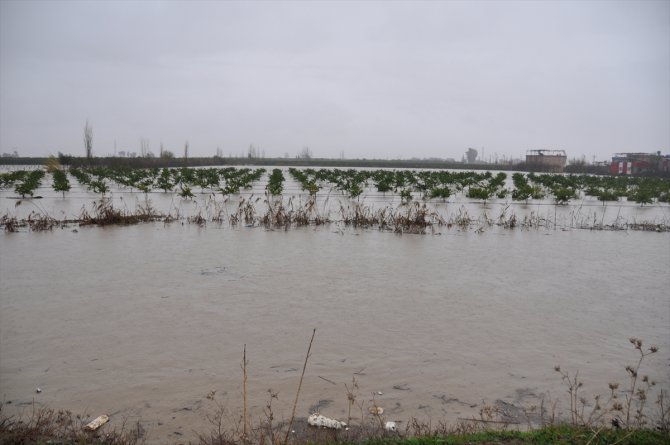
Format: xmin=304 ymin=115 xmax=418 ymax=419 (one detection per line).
xmin=385 ymin=421 xmax=398 ymax=432
xmin=85 ymin=414 xmax=109 ymax=431
xmin=307 ymin=413 xmax=347 ymax=429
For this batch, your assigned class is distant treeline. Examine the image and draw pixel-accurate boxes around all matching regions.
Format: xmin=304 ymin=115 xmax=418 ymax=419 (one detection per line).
xmin=0 ymin=155 xmax=616 ymax=175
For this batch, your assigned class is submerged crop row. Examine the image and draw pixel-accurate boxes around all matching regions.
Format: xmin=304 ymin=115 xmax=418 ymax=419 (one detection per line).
xmin=287 ymin=168 xmax=670 ymax=205
xmin=2 ymin=166 xmax=670 ymax=205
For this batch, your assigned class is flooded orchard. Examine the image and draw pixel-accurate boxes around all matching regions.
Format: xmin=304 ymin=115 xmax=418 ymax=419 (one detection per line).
xmin=1 ymin=168 xmax=669 ymax=443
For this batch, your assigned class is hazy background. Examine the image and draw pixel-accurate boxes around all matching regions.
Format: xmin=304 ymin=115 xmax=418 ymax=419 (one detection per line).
xmin=1 ymin=0 xmax=668 ymax=161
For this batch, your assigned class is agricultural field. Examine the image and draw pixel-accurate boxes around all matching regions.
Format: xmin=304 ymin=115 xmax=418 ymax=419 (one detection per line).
xmin=1 ymin=165 xmax=669 ymax=445
xmin=1 ymin=165 xmax=669 ymax=232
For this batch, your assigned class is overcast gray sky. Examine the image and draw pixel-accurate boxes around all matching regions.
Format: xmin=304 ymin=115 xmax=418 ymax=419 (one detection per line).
xmin=1 ymin=0 xmax=668 ymax=161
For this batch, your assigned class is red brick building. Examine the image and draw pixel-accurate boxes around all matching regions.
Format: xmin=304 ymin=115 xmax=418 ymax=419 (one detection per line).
xmin=610 ymin=152 xmax=669 ymax=175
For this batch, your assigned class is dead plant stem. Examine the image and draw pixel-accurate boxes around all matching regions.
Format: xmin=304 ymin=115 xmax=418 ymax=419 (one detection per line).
xmin=243 ymin=344 xmax=248 ymax=443
xmin=284 ymin=328 xmax=316 ymax=445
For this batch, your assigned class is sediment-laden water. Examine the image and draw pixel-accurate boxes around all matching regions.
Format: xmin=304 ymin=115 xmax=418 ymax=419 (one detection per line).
xmin=1 ymin=168 xmax=669 ymax=443
xmin=1 ymin=221 xmax=669 ymax=443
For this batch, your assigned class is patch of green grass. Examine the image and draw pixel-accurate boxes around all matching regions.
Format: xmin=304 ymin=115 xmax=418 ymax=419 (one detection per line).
xmin=364 ymin=426 xmax=669 ymax=445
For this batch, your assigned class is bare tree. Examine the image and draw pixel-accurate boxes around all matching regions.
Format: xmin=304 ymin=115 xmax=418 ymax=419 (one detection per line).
xmin=84 ymin=120 xmax=93 ymax=160
xmin=140 ymin=138 xmax=150 ymax=157
xmin=298 ymin=146 xmax=312 ymax=159
xmin=248 ymin=144 xmax=260 ymax=158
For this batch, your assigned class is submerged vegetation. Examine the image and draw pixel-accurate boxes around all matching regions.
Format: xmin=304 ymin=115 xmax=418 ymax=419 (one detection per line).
xmin=266 ymin=168 xmax=285 ymax=196
xmin=2 ymin=166 xmax=669 ymax=204
xmin=1 ymin=166 xmax=670 ymax=233
xmin=9 ymin=170 xmax=45 ymax=198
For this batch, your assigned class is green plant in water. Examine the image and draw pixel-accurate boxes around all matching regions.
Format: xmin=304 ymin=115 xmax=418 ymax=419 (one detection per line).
xmin=156 ymin=168 xmax=174 ymax=192
xmin=467 ymin=186 xmax=493 ymax=202
xmin=597 ymin=189 xmax=619 ymax=203
xmin=14 ymin=170 xmax=44 ymax=197
xmin=89 ymin=179 xmax=109 ymax=195
xmin=400 ymin=188 xmax=412 ymax=203
xmin=429 ymin=186 xmax=451 ymax=200
xmin=551 ymin=187 xmax=576 ymax=204
xmin=630 ymin=187 xmax=653 ymax=206
xmin=178 ymin=184 xmax=194 ymax=199
xmin=266 ymin=169 xmax=285 ymax=196
xmin=52 ymin=169 xmax=71 ymax=197
xmin=349 ymin=181 xmax=363 ymax=198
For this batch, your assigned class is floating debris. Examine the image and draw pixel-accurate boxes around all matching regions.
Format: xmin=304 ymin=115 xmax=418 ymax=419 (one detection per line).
xmin=368 ymin=406 xmax=384 ymax=415
xmin=307 ymin=413 xmax=347 ymax=429
xmin=85 ymin=414 xmax=109 ymax=431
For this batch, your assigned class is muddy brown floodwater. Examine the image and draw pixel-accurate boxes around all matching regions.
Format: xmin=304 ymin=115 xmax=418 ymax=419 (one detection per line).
xmin=1 ymin=208 xmax=669 ymax=443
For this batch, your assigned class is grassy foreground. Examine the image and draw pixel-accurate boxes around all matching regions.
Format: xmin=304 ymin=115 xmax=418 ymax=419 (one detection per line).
xmin=369 ymin=427 xmax=670 ymax=444
xmin=2 ymin=337 xmax=668 ymax=444
xmin=1 ymin=412 xmax=668 ymax=445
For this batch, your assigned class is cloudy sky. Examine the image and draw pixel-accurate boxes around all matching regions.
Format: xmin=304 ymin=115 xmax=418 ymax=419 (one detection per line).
xmin=1 ymin=0 xmax=668 ymax=161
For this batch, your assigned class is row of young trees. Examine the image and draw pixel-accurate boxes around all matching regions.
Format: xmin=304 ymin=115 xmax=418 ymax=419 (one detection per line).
xmin=287 ymin=168 xmax=670 ymax=205
xmin=524 ymin=172 xmax=670 ymax=205
xmin=66 ymin=166 xmax=266 ymax=197
xmin=2 ymin=166 xmax=669 ymax=205
xmin=288 ymin=169 xmax=509 ymax=202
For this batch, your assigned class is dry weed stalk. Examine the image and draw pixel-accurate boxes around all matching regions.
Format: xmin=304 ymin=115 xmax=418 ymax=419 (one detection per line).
xmin=198 ymin=399 xmax=236 ymax=445
xmin=78 ymin=198 xmax=164 ymax=226
xmin=262 ymin=390 xmax=280 ymax=445
xmin=284 ymin=328 xmax=316 ymax=445
xmin=368 ymin=393 xmax=385 ymax=430
xmin=554 ymin=367 xmax=583 ymax=426
xmin=344 ymin=376 xmax=359 ymax=425
xmin=0 ymin=214 xmax=19 ymax=232
xmin=656 ymin=389 xmax=670 ymax=432
xmin=553 ymin=337 xmax=661 ymax=431
xmin=623 ymin=337 xmax=658 ymax=427
xmin=479 ymin=404 xmax=502 ymax=423
xmin=189 ymin=211 xmax=206 ymax=226
xmin=242 ymin=344 xmax=248 ymax=443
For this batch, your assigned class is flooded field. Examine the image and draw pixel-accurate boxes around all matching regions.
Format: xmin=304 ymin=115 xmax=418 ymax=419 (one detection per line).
xmin=1 ymin=167 xmax=669 ymax=443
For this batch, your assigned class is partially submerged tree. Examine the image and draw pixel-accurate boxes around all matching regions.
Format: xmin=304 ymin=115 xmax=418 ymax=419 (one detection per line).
xmin=15 ymin=170 xmax=44 ymax=198
xmin=52 ymin=169 xmax=71 ymax=197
